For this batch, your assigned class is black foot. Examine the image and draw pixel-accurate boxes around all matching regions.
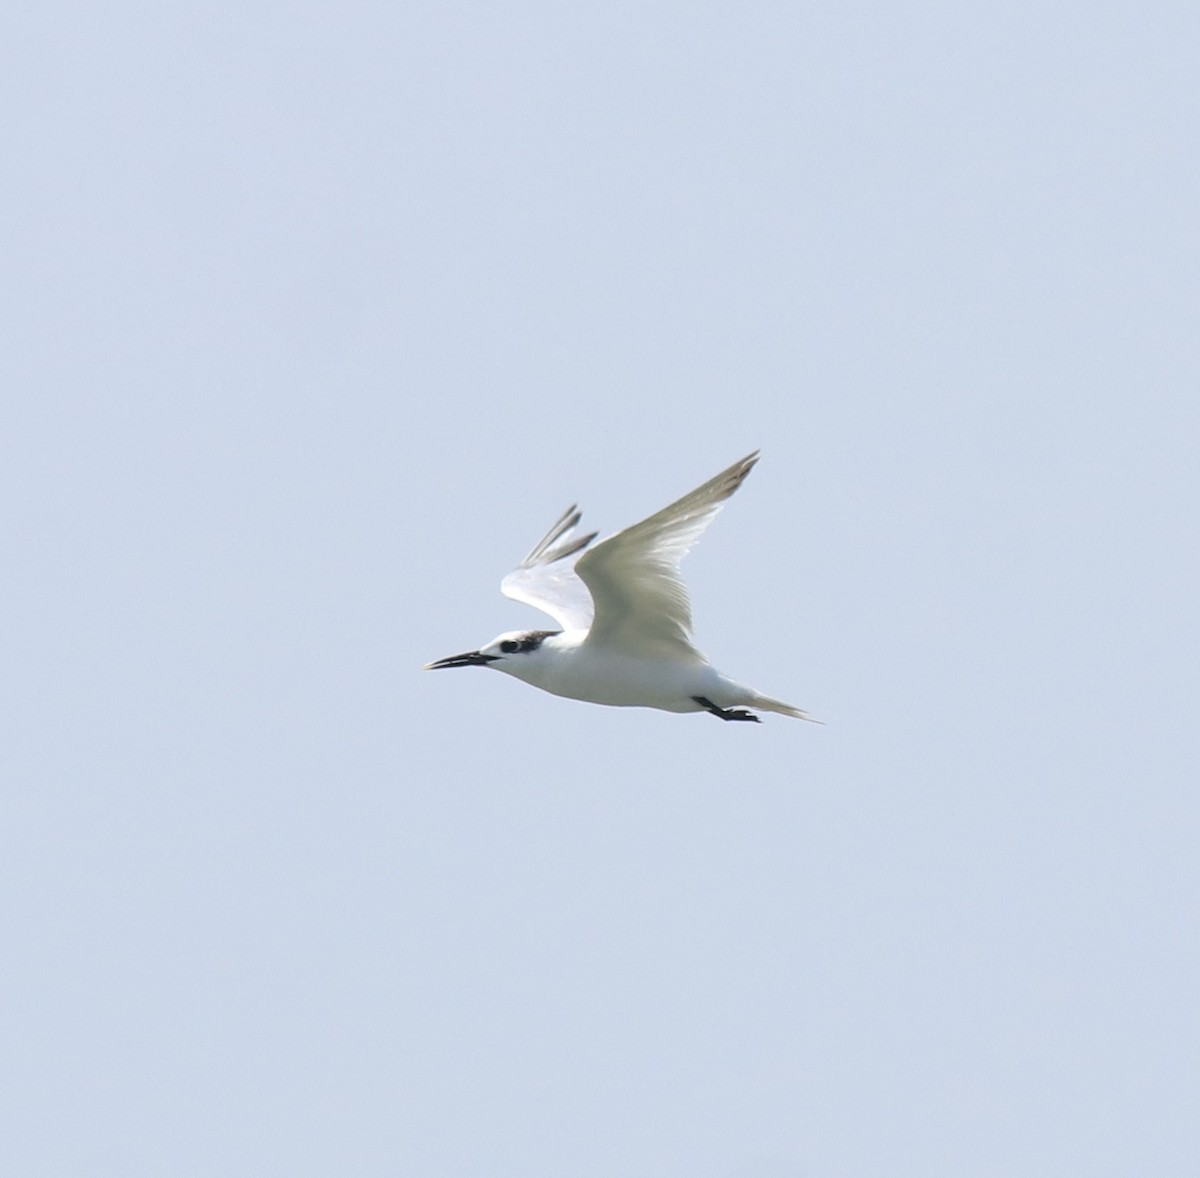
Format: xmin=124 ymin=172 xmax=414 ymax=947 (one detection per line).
xmin=692 ymin=695 xmax=761 ymax=723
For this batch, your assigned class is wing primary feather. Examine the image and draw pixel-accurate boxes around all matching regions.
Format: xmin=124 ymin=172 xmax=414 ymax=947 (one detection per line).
xmin=519 ymin=504 xmax=598 ymax=568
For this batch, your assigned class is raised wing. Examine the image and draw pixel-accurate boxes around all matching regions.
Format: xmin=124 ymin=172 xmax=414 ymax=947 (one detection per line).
xmin=500 ymin=504 xmax=598 ymax=630
xmin=575 ymin=451 xmax=759 ymax=657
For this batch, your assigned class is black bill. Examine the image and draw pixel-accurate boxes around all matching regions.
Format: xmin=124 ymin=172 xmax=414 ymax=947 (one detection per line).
xmin=424 ymin=650 xmax=500 ymax=670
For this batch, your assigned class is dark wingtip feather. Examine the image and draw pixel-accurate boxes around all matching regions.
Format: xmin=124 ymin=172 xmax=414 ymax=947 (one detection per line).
xmin=520 ymin=505 xmax=596 ymax=567
xmin=551 ymin=530 xmax=597 ymax=563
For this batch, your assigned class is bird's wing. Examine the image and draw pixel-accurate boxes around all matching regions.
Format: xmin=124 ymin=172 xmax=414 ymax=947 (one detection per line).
xmin=500 ymin=504 xmax=598 ymax=630
xmin=575 ymin=451 xmax=759 ymax=657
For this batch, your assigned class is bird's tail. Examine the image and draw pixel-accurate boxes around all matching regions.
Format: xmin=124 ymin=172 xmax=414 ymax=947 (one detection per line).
xmin=751 ymin=693 xmax=822 ymax=723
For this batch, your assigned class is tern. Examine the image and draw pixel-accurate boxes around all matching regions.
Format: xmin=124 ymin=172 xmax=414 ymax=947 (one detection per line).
xmin=425 ymin=451 xmax=814 ymax=723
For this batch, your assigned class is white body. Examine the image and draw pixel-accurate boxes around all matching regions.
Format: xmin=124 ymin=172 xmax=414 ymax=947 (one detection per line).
xmin=426 ymin=451 xmax=813 ymax=723
xmin=501 ymin=629 xmax=794 ymax=715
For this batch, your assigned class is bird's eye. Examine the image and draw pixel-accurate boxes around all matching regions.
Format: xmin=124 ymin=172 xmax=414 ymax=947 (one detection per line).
xmin=500 ymin=640 xmax=518 ymax=654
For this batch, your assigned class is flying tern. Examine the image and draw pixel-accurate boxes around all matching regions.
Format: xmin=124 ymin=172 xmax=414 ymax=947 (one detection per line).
xmin=425 ymin=451 xmax=815 ymax=723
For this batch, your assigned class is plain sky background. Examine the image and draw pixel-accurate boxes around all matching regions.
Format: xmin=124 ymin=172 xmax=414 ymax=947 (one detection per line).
xmin=3 ymin=3 xmax=1198 ymax=1175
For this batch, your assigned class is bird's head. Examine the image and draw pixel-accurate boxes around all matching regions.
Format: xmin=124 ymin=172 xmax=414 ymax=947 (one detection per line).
xmin=424 ymin=629 xmax=560 ymax=679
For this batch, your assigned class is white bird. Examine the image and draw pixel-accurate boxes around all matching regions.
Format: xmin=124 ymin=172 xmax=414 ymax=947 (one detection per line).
xmin=425 ymin=451 xmax=815 ymax=723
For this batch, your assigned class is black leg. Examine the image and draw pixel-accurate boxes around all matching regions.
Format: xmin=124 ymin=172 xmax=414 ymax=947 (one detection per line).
xmin=692 ymin=695 xmax=761 ymax=722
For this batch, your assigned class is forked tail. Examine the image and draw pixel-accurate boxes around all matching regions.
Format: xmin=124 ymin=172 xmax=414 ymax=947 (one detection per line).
xmin=752 ymin=694 xmax=822 ymax=723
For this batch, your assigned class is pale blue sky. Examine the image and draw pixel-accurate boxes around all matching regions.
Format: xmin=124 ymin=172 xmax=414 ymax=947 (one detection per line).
xmin=3 ymin=3 xmax=1198 ymax=1176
